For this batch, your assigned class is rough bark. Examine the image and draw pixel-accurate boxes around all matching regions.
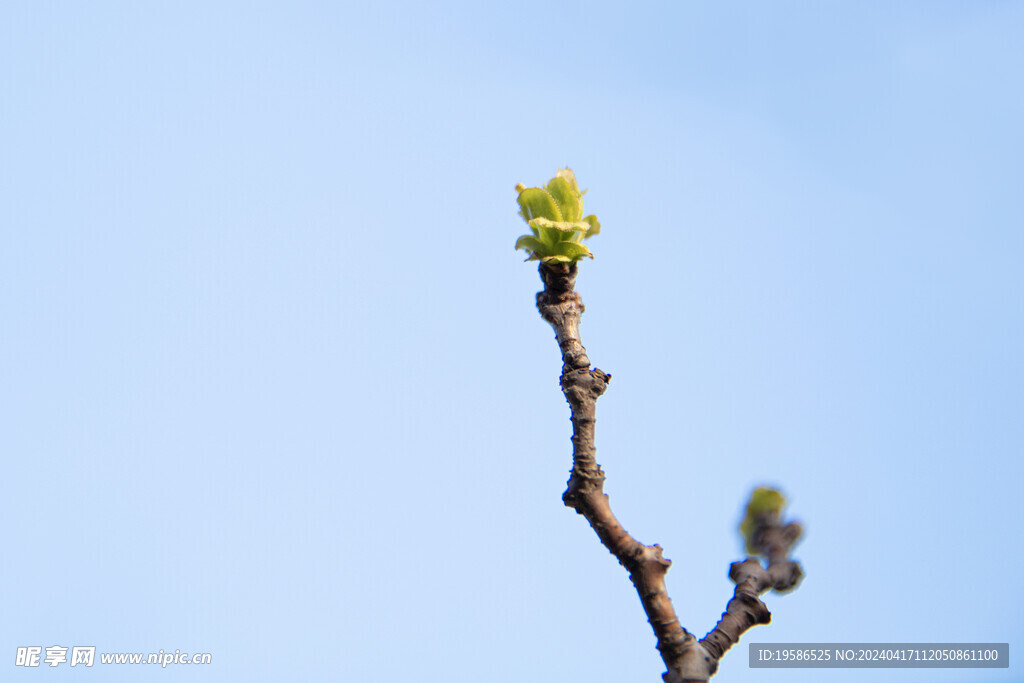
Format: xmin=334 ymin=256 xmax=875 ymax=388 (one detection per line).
xmin=532 ymin=262 xmax=802 ymax=682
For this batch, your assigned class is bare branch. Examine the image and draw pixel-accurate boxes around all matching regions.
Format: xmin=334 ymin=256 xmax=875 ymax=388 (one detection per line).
xmin=535 ymin=262 xmax=703 ymax=681
xmin=532 ymin=262 xmax=803 ymax=682
xmin=702 ymin=514 xmax=803 ymax=662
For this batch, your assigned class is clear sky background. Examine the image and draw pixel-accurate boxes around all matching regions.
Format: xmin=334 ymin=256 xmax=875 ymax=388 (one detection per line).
xmin=2 ymin=2 xmax=1022 ymax=682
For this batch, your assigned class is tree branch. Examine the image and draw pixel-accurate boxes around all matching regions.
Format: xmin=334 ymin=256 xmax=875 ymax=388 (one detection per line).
xmin=533 ymin=262 xmax=802 ymax=682
xmin=701 ymin=515 xmax=803 ymax=662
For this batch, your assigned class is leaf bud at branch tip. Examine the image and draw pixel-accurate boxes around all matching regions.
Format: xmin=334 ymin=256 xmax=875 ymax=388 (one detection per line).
xmin=513 ymin=168 xmax=601 ymax=264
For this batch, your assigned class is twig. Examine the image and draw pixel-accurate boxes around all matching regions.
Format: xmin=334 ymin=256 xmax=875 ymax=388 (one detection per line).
xmin=533 ymin=262 xmax=802 ymax=682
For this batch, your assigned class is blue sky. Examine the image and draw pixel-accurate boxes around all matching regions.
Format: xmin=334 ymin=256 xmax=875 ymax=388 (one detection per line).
xmin=2 ymin=2 xmax=1021 ymax=682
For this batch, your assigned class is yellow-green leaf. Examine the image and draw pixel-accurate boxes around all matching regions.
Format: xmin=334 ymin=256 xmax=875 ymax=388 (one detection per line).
xmin=514 ymin=235 xmax=546 ymax=255
xmin=517 ymin=187 xmax=562 ymax=224
xmin=541 ymin=241 xmax=592 ymax=262
xmin=546 ymin=175 xmax=583 ymax=222
xmin=555 ymin=167 xmax=580 ymax=194
xmin=529 ymin=217 xmax=590 ymax=234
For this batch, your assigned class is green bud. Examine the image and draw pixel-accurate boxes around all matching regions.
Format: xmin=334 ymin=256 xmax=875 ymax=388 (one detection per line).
xmin=740 ymin=487 xmax=786 ymax=555
xmin=514 ymin=168 xmax=600 ymax=264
